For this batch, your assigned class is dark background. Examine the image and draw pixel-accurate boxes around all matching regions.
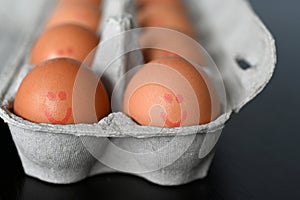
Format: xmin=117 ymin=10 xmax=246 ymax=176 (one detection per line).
xmin=1 ymin=0 xmax=299 ymax=199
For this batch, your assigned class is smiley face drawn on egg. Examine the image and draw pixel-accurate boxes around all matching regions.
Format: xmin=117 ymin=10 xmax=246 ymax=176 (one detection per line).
xmin=56 ymin=47 xmax=74 ymax=56
xmin=30 ymin=24 xmax=99 ymax=66
xmin=160 ymin=93 xmax=187 ymax=127
xmin=123 ymin=57 xmax=218 ymax=128
xmin=14 ymin=58 xmax=111 ymax=125
xmin=44 ymin=91 xmax=72 ymax=124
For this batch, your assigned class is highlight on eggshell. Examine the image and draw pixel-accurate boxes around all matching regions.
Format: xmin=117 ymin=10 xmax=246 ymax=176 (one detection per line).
xmin=46 ymin=3 xmax=101 ymax=33
xmin=30 ymin=24 xmax=99 ymax=66
xmin=123 ymin=57 xmax=220 ymax=128
xmin=14 ymin=58 xmax=110 ymax=124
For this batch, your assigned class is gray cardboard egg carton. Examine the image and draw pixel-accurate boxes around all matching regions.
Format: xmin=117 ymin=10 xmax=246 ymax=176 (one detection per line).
xmin=0 ymin=0 xmax=276 ymax=185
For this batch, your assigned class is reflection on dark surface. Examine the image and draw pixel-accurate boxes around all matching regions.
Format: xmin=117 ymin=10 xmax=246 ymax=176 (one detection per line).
xmin=19 ymin=174 xmax=210 ymax=200
xmin=0 ymin=121 xmax=23 ymax=200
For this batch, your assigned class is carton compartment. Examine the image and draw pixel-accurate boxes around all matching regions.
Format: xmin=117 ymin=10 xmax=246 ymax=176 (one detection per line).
xmin=0 ymin=0 xmax=276 ymax=185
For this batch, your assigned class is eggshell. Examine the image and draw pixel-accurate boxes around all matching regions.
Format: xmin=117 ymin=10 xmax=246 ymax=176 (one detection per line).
xmin=142 ymin=48 xmax=204 ymax=66
xmin=142 ymin=48 xmax=179 ymax=63
xmin=139 ymin=29 xmax=204 ymax=64
xmin=14 ymin=58 xmax=110 ymax=124
xmin=58 ymin=0 xmax=102 ymax=8
xmin=46 ymin=3 xmax=101 ymax=33
xmin=141 ymin=37 xmax=205 ymax=65
xmin=136 ymin=0 xmax=184 ymax=10
xmin=30 ymin=24 xmax=99 ymax=66
xmin=137 ymin=6 xmax=196 ymax=37
xmin=123 ymin=57 xmax=220 ymax=128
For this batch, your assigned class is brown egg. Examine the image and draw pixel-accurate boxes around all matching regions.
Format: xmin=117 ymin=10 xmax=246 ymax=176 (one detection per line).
xmin=58 ymin=0 xmax=102 ymax=7
xmin=142 ymin=48 xmax=179 ymax=62
xmin=30 ymin=24 xmax=99 ymax=66
xmin=123 ymin=57 xmax=220 ymax=128
xmin=137 ymin=6 xmax=196 ymax=37
xmin=14 ymin=58 xmax=110 ymax=124
xmin=142 ymin=45 xmax=205 ymax=65
xmin=139 ymin=29 xmax=204 ymax=64
xmin=136 ymin=0 xmax=183 ymax=10
xmin=46 ymin=4 xmax=100 ymax=33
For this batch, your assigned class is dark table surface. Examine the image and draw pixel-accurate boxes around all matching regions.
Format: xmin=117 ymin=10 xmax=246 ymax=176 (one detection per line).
xmin=1 ymin=0 xmax=299 ymax=199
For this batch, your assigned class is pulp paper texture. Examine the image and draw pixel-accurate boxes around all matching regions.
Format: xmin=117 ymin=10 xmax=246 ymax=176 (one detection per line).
xmin=0 ymin=0 xmax=276 ymax=185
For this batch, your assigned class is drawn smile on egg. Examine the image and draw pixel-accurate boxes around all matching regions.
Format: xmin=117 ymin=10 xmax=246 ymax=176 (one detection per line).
xmin=160 ymin=93 xmax=187 ymax=127
xmin=44 ymin=91 xmax=72 ymax=124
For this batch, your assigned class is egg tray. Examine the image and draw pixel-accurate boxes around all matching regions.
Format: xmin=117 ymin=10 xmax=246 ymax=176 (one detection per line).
xmin=0 ymin=0 xmax=276 ymax=185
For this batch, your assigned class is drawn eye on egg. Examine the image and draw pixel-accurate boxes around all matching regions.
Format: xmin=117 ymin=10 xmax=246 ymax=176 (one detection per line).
xmin=56 ymin=47 xmax=74 ymax=56
xmin=163 ymin=93 xmax=184 ymax=104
